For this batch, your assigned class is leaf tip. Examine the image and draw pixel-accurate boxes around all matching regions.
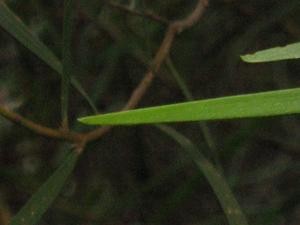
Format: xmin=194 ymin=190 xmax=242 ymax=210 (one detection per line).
xmin=77 ymin=117 xmax=89 ymax=124
xmin=240 ymin=54 xmax=256 ymax=63
xmin=77 ymin=115 xmax=101 ymax=125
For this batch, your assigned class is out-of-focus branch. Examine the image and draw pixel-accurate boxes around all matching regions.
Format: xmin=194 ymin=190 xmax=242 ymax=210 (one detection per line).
xmin=104 ymin=1 xmax=170 ymax=25
xmin=0 ymin=1 xmax=209 ymax=145
xmin=0 ymin=107 xmax=84 ymax=143
xmin=85 ymin=0 xmax=209 ymax=142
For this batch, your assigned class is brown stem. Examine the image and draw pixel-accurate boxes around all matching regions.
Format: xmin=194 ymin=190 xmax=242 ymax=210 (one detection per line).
xmin=0 ymin=107 xmax=84 ymax=143
xmin=0 ymin=1 xmax=209 ymax=147
xmin=84 ymin=0 xmax=209 ymax=142
xmin=104 ymin=1 xmax=170 ymax=25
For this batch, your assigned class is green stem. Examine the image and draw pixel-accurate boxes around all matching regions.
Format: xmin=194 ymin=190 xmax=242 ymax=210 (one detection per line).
xmin=62 ymin=0 xmax=76 ymax=129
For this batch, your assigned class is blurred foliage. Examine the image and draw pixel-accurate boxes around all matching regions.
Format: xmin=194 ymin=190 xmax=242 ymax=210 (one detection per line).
xmin=0 ymin=0 xmax=300 ymax=225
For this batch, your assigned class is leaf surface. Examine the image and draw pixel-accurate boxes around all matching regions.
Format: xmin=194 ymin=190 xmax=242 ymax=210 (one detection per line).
xmin=61 ymin=0 xmax=76 ymax=127
xmin=157 ymin=125 xmax=248 ymax=225
xmin=10 ymin=151 xmax=79 ymax=225
xmin=0 ymin=2 xmax=97 ymax=113
xmin=79 ymin=88 xmax=300 ymax=125
xmin=241 ymin=42 xmax=300 ymax=63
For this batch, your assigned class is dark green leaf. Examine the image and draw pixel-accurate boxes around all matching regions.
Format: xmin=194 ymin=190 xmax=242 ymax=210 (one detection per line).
xmin=157 ymin=125 xmax=248 ymax=225
xmin=0 ymin=2 xmax=98 ymax=113
xmin=9 ymin=151 xmax=79 ymax=225
xmin=61 ymin=0 xmax=76 ymax=128
xmin=0 ymin=2 xmax=61 ymax=73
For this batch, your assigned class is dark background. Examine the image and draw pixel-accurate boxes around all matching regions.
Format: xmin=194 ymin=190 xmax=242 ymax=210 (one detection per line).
xmin=0 ymin=0 xmax=299 ymax=224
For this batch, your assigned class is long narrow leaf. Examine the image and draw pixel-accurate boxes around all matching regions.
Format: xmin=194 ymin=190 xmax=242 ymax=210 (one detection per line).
xmin=166 ymin=57 xmax=221 ymax=170
xmin=9 ymin=151 xmax=79 ymax=225
xmin=0 ymin=2 xmax=61 ymax=73
xmin=61 ymin=0 xmax=76 ymax=128
xmin=79 ymin=87 xmax=300 ymax=125
xmin=0 ymin=2 xmax=97 ymax=113
xmin=71 ymin=78 xmax=98 ymax=113
xmin=241 ymin=42 xmax=300 ymax=63
xmin=157 ymin=125 xmax=248 ymax=225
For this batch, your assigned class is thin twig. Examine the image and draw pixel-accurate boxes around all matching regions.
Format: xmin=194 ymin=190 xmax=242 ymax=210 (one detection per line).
xmin=85 ymin=0 xmax=209 ymax=142
xmin=104 ymin=1 xmax=169 ymax=25
xmin=0 ymin=1 xmax=209 ymax=146
xmin=0 ymin=107 xmax=84 ymax=143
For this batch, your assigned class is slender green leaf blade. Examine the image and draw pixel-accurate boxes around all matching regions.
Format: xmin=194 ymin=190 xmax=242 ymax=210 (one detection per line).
xmin=61 ymin=0 xmax=76 ymax=128
xmin=79 ymin=88 xmax=300 ymax=125
xmin=166 ymin=57 xmax=194 ymax=100
xmin=157 ymin=125 xmax=248 ymax=225
xmin=241 ymin=42 xmax=300 ymax=63
xmin=0 ymin=2 xmax=97 ymax=113
xmin=9 ymin=151 xmax=79 ymax=225
xmin=0 ymin=2 xmax=61 ymax=73
xmin=71 ymin=78 xmax=99 ymax=114
xmin=166 ymin=57 xmax=220 ymax=169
